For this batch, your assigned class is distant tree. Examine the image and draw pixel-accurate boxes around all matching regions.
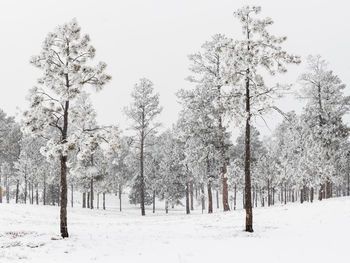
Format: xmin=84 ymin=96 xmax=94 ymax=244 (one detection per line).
xmin=124 ymin=78 xmax=162 ymax=216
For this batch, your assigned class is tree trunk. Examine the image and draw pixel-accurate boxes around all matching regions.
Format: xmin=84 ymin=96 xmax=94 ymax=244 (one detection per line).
xmin=36 ymin=184 xmax=39 ymax=205
xmin=207 ymin=182 xmax=213 ymax=214
xmin=326 ymin=180 xmax=331 ymax=198
xmin=152 ymin=190 xmax=156 ymax=213
xmin=60 ymin=154 xmax=69 ymax=238
xmin=90 ymin=179 xmax=94 ymax=209
xmin=87 ymin=192 xmax=90 ymax=208
xmin=234 ymin=184 xmax=237 ymax=210
xmin=222 ymin=165 xmax=230 ymax=211
xmin=82 ymin=192 xmax=86 ymax=208
xmin=103 ymin=192 xmax=106 ymax=210
xmin=216 ymin=190 xmax=219 ymax=209
xmin=190 ymin=181 xmax=194 ymax=210
xmin=43 ymin=175 xmax=46 ymax=206
xmin=31 ymin=183 xmax=34 ymax=204
xmin=119 ymin=184 xmax=122 ymax=212
xmin=186 ymin=183 xmax=190 ymax=214
xmin=310 ymin=187 xmax=314 ymax=203
xmin=165 ymin=199 xmax=168 ymax=214
xmin=0 ymin=174 xmax=2 ymax=203
xmin=97 ymin=193 xmax=99 ymax=209
xmin=15 ymin=180 xmax=19 ymax=204
xmin=201 ymin=185 xmax=205 ymax=214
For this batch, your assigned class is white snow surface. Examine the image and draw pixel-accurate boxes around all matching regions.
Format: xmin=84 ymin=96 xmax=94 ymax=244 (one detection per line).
xmin=0 ymin=197 xmax=348 ymax=263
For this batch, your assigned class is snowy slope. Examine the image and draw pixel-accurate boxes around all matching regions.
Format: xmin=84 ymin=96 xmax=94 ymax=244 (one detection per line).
xmin=0 ymin=197 xmax=348 ymax=263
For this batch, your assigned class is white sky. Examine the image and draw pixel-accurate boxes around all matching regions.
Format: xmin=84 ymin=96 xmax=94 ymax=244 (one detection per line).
xmin=0 ymin=0 xmax=349 ymax=138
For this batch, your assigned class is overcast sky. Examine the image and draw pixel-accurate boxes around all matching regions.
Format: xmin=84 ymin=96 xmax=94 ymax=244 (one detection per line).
xmin=0 ymin=0 xmax=349 ymax=138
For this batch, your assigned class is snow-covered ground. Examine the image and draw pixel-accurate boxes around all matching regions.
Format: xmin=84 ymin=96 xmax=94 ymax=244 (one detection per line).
xmin=0 ymin=196 xmax=349 ymax=263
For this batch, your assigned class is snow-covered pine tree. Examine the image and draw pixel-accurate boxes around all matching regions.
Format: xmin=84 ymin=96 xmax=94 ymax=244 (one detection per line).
xmin=124 ymin=78 xmax=162 ymax=216
xmin=225 ymin=6 xmax=300 ymax=232
xmin=24 ymin=19 xmax=112 ymax=238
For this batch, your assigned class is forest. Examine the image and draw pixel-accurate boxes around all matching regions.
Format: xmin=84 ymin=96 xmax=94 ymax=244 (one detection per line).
xmin=0 ymin=5 xmax=349 ymax=262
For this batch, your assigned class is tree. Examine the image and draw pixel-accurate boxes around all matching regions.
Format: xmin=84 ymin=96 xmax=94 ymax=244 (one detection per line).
xmin=124 ymin=78 xmax=162 ymax=216
xmin=299 ymin=55 xmax=350 ymax=200
xmin=24 ymin=19 xmax=112 ymax=238
xmin=187 ymin=34 xmax=232 ymax=211
xmin=225 ymin=6 xmax=300 ymax=232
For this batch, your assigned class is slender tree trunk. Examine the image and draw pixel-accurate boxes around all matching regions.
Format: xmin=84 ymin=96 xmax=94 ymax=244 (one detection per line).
xmin=165 ymin=199 xmax=168 ymax=214
xmin=36 ymin=184 xmax=39 ymax=205
xmin=31 ymin=183 xmax=34 ymax=204
xmin=318 ymin=184 xmax=323 ymax=201
xmin=152 ymin=190 xmax=156 ymax=213
xmin=82 ymin=192 xmax=86 ymax=208
xmin=326 ymin=180 xmax=331 ymax=198
xmin=190 ymin=181 xmax=194 ymax=210
xmin=5 ymin=174 xmax=9 ymax=204
xmin=0 ymin=174 xmax=2 ymax=203
xmin=60 ymin=154 xmax=69 ymax=238
xmin=310 ymin=187 xmax=314 ymax=203
xmin=119 ymin=184 xmax=122 ymax=212
xmin=234 ymin=184 xmax=237 ymax=210
xmin=15 ymin=180 xmax=19 ymax=204
xmin=267 ymin=179 xmax=270 ymax=207
xmin=216 ymin=190 xmax=219 ymax=209
xmin=43 ymin=175 xmax=46 ymax=206
xmin=97 ymin=193 xmax=99 ymax=209
xmin=90 ymin=179 xmax=94 ymax=209
xmin=201 ymin=185 xmax=205 ymax=214
xmin=103 ymin=192 xmax=106 ymax=210
xmin=222 ymin=165 xmax=230 ymax=211
xmin=87 ymin=192 xmax=90 ymax=208
xmin=207 ymin=182 xmax=213 ymax=214
xmin=186 ymin=183 xmax=190 ymax=214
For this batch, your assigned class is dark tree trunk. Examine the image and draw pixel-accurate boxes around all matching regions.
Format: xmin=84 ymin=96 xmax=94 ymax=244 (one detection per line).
xmin=207 ymin=182 xmax=213 ymax=214
xmin=318 ymin=184 xmax=323 ymax=201
xmin=90 ymin=179 xmax=94 ymax=209
xmin=234 ymin=184 xmax=237 ymax=210
xmin=87 ymin=192 xmax=90 ymax=208
xmin=31 ymin=183 xmax=34 ymax=204
xmin=185 ymin=183 xmax=190 ymax=214
xmin=97 ymin=193 xmax=99 ymax=209
xmin=190 ymin=181 xmax=194 ymax=210
xmin=222 ymin=165 xmax=230 ymax=211
xmin=267 ymin=179 xmax=270 ymax=207
xmin=310 ymin=187 xmax=314 ymax=203
xmin=119 ymin=184 xmax=122 ymax=212
xmin=60 ymin=154 xmax=69 ymax=238
xmin=36 ymin=184 xmax=39 ymax=205
xmin=24 ymin=174 xmax=27 ymax=204
xmin=326 ymin=180 xmax=331 ymax=198
xmin=201 ymin=185 xmax=205 ymax=214
xmin=165 ymin=200 xmax=168 ymax=214
xmin=43 ymin=175 xmax=46 ymax=206
xmin=152 ymin=190 xmax=156 ymax=213
xmin=15 ymin=180 xmax=19 ymax=204
xmin=216 ymin=190 xmax=219 ymax=209
xmin=82 ymin=192 xmax=86 ymax=208
xmin=103 ymin=192 xmax=106 ymax=210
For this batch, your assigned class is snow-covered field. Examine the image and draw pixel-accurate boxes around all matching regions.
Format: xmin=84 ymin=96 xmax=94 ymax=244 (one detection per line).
xmin=1 ymin=197 xmax=349 ymax=263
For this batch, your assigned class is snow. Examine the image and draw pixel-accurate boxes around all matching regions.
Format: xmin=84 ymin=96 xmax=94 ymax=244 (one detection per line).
xmin=0 ymin=196 xmax=349 ymax=263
